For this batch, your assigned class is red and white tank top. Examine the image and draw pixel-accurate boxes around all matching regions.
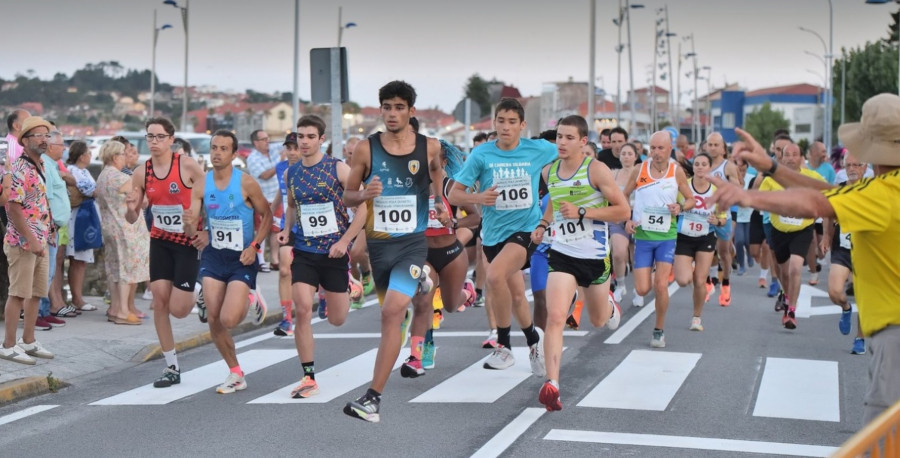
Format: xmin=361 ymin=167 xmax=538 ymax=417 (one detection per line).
xmin=145 ymin=154 xmax=194 ymax=245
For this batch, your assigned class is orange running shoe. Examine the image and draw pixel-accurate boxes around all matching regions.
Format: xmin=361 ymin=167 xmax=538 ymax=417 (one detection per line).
xmin=719 ymin=284 xmax=731 ymax=307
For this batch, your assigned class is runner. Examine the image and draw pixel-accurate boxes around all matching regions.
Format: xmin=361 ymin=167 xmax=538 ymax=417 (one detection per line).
xmin=531 ymin=115 xmax=628 ymax=411
xmin=624 ymin=130 xmax=694 ymax=348
xmin=448 ymin=97 xmax=556 ymax=374
xmin=706 ymin=133 xmax=742 ymax=306
xmin=125 ymin=117 xmax=205 ymax=388
xmin=610 ymin=143 xmax=639 ymax=305
xmin=271 ymin=132 xmax=302 ymax=336
xmin=277 ymin=115 xmax=367 ymax=399
xmin=184 ymin=130 xmax=271 ymax=394
xmin=672 ymin=153 xmax=728 ymax=331
xmin=341 ymin=81 xmax=447 ymax=423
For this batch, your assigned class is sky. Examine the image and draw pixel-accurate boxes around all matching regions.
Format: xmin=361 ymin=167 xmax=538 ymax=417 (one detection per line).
xmin=0 ymin=0 xmax=893 ymax=113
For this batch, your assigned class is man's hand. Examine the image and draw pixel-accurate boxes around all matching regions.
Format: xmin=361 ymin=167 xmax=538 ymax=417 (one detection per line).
xmin=666 ymin=203 xmax=681 ymax=216
xmin=239 ymin=246 xmax=256 ymax=266
xmin=480 ymin=185 xmax=499 ymax=206
xmin=276 ymin=230 xmax=291 ymax=245
xmin=191 ymin=231 xmax=209 ymax=251
xmin=531 ymin=226 xmax=546 ymax=245
xmin=709 ymin=176 xmax=751 ymax=208
xmin=625 ymin=220 xmax=637 ymax=235
xmin=362 ymin=176 xmax=383 ymax=200
xmin=329 ymin=239 xmax=349 ymax=259
xmin=558 ymin=201 xmax=580 ymax=219
xmin=731 ymin=128 xmax=774 ymax=171
xmin=27 ymin=239 xmax=44 ymax=256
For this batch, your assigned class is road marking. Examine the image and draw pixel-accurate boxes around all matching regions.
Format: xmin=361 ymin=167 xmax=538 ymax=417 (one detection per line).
xmin=543 ymin=430 xmax=837 ymax=457
xmin=471 ymin=408 xmax=545 ymax=458
xmin=90 ymin=349 xmax=296 ymax=405
xmin=753 ymin=357 xmax=840 ymax=422
xmin=794 ymin=284 xmax=842 ymax=318
xmin=604 ymin=282 xmax=680 ymax=344
xmin=577 ymin=350 xmax=700 ymax=410
xmin=308 ymin=331 xmax=588 ymax=339
xmin=411 ymin=347 xmax=552 ymax=403
xmin=235 ymin=332 xmax=275 ymax=349
xmin=0 ymin=405 xmax=58 ymax=426
xmin=247 ymin=349 xmax=404 ymax=404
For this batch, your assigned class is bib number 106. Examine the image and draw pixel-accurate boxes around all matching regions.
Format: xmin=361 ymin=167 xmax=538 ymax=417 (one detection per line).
xmin=498 ymin=187 xmax=528 ymax=201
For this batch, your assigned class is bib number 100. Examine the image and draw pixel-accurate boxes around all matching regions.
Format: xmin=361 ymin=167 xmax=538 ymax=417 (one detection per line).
xmin=378 ymin=209 xmax=412 ymax=224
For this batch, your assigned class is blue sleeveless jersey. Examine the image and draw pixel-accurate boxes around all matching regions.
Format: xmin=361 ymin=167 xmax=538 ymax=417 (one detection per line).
xmin=204 ymin=169 xmax=255 ymax=251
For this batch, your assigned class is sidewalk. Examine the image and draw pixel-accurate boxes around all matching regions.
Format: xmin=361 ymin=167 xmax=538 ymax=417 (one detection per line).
xmin=0 ymin=270 xmax=283 ymax=404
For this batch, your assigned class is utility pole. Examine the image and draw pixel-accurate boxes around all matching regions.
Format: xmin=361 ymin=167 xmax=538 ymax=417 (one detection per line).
xmin=588 ymin=0 xmax=596 ymax=135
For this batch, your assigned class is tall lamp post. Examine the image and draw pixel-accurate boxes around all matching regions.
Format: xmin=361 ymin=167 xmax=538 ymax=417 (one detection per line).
xmin=150 ymin=11 xmax=172 ymax=118
xmin=685 ymin=34 xmax=698 ymax=142
xmin=799 ymin=21 xmax=831 ymax=153
xmin=613 ymin=0 xmax=643 ymax=127
xmin=337 ymin=6 xmax=357 ymax=47
xmin=588 ymin=0 xmax=597 ymax=135
xmin=865 ymin=0 xmax=900 ymax=96
xmin=701 ymin=65 xmax=712 ymax=134
xmin=626 ymin=0 xmax=644 ymax=135
xmin=164 ymin=0 xmax=189 ymax=132
xmin=663 ymin=5 xmax=676 ymax=126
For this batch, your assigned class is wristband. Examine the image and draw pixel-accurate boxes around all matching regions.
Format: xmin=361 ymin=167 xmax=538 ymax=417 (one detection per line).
xmin=537 ymin=224 xmax=549 ymax=231
xmin=540 ymin=218 xmax=550 ymax=226
xmin=250 ymin=241 xmax=261 ymax=252
xmin=765 ymin=160 xmax=778 ymax=176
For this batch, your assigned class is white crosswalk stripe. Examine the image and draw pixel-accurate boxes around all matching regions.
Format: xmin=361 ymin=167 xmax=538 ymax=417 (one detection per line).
xmin=753 ymin=357 xmax=841 ymax=422
xmin=577 ymin=350 xmax=701 ymax=410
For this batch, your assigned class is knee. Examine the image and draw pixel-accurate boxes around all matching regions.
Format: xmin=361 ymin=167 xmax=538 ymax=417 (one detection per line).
xmin=676 ymin=275 xmax=692 ymax=287
xmin=327 ymin=314 xmax=346 ymax=326
xmin=219 ymin=313 xmax=241 ymax=329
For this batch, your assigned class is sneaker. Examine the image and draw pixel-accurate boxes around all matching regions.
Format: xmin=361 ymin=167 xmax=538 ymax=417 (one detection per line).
xmin=690 ymin=317 xmax=704 ymax=331
xmin=839 ymin=308 xmax=852 ymax=335
xmin=195 ymin=287 xmax=207 ymax=323
xmin=0 ymin=344 xmax=36 ymax=365
xmin=422 ymin=342 xmax=436 ymax=370
xmin=484 ymin=346 xmax=515 ymax=370
xmin=783 ymin=307 xmax=797 ymax=330
xmin=719 ymin=284 xmax=731 ymax=307
xmin=343 ymin=391 xmax=380 ymax=423
xmin=249 ymin=291 xmax=266 ymax=325
xmin=400 ymin=356 xmax=425 ymax=378
xmin=565 ymin=313 xmax=579 ymax=330
xmin=481 ymin=329 xmax=499 ymax=349
xmin=650 ymin=329 xmax=666 ymax=348
xmin=361 ymin=272 xmax=375 ymax=296
xmin=142 ymin=289 xmax=153 ymax=301
xmin=35 ymin=317 xmax=53 ymax=331
xmin=613 ymin=284 xmax=625 ymax=303
xmin=399 ymin=308 xmax=411 ymax=348
xmin=260 ymin=262 xmax=271 ymax=273
xmin=758 ymin=278 xmax=767 ymax=288
xmin=317 ymin=290 xmax=328 ymax=320
xmin=153 ymin=365 xmax=181 ymax=388
xmin=104 ymin=291 xmax=111 ymax=305
xmin=774 ymin=290 xmax=785 ymax=312
xmin=290 ymin=376 xmax=320 ymax=398
xmin=417 ymin=265 xmax=434 ymax=295
xmin=538 ymin=380 xmax=563 ymax=411
xmin=473 ymin=293 xmax=485 ymax=307
xmin=18 ymin=338 xmax=53 ymax=359
xmin=349 ymin=277 xmax=364 ymax=310
xmin=529 ymin=327 xmax=546 ymax=377
xmin=273 ymin=319 xmax=294 ymax=337
xmin=632 ymin=294 xmax=644 ymax=308
xmin=851 ymin=338 xmax=866 ymax=355
xmin=462 ymin=279 xmax=476 ymax=308
xmin=808 ymin=271 xmax=819 ymax=286
xmin=607 ymin=291 xmax=621 ymax=330
xmin=737 ymin=265 xmax=746 ymax=276
xmin=43 ymin=315 xmax=66 ymax=327
xmin=767 ymin=279 xmax=780 ymax=298
xmin=216 ymin=372 xmax=247 ymax=394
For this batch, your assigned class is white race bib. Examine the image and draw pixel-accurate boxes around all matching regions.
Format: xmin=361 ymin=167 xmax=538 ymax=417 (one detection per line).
xmin=780 ymin=216 xmax=803 ymax=227
xmin=680 ymin=212 xmax=710 ymax=237
xmin=427 ymin=197 xmax=443 ymax=230
xmin=494 ymin=176 xmax=532 ymax=211
xmin=553 ymin=211 xmax=591 ymax=244
xmin=641 ymin=206 xmax=672 ymax=233
xmin=152 ymin=204 xmax=184 ymax=233
xmin=373 ymin=195 xmax=417 ymax=233
xmin=736 ymin=207 xmax=753 ymax=223
xmin=839 ymin=230 xmax=852 ymax=250
xmin=210 ymin=218 xmax=243 ymax=251
xmin=300 ymin=202 xmax=339 ymax=237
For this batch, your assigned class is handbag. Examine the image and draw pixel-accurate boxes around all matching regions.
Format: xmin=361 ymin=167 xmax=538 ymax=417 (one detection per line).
xmin=73 ymin=198 xmax=103 ymax=251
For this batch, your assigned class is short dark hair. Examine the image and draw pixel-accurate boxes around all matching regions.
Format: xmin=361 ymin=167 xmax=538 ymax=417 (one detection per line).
xmin=410 ymin=116 xmax=420 ymax=133
xmin=145 ymin=117 xmax=175 ymax=136
xmin=539 ymin=129 xmax=557 ymax=142
xmin=693 ymin=152 xmax=713 ymax=166
xmin=212 ymin=130 xmax=238 ymax=153
xmin=297 ymin=114 xmax=326 ymax=136
xmin=773 ymin=128 xmax=790 ymax=139
xmin=250 ymin=129 xmax=266 ymax=142
xmin=473 ymin=132 xmax=489 ymax=143
xmin=558 ymin=115 xmax=588 ymax=139
xmin=494 ymin=98 xmax=524 ymax=121
xmin=174 ymin=137 xmax=192 ymax=155
xmin=6 ymin=110 xmax=26 ymax=132
xmin=66 ymin=140 xmax=88 ymax=165
xmin=609 ymin=126 xmax=628 ymax=139
xmin=487 ymin=131 xmax=497 ymax=139
xmin=378 ymin=80 xmax=417 ymax=107
xmin=111 ymin=135 xmax=132 ymax=147
xmin=774 ymin=134 xmax=793 ymax=144
xmin=599 ymin=128 xmax=612 ymax=139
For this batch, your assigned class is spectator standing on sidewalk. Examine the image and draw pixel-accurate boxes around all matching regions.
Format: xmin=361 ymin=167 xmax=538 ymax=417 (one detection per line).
xmin=64 ymin=142 xmax=99 ymax=313
xmin=112 ymin=136 xmax=149 ymax=318
xmin=0 ymin=116 xmax=55 ymax=364
xmin=37 ymin=130 xmax=70 ymax=328
xmin=247 ymin=129 xmax=281 ymax=272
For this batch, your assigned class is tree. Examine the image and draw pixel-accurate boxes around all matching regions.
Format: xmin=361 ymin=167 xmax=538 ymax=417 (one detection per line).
xmin=743 ymin=102 xmax=790 ymax=145
xmin=464 ymin=74 xmax=492 ymax=117
xmin=832 ymin=41 xmax=897 ymax=130
xmin=886 ymin=8 xmax=899 ymax=44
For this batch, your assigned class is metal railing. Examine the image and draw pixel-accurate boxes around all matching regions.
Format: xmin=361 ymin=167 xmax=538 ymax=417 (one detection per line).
xmin=832 ymin=399 xmax=900 ymax=457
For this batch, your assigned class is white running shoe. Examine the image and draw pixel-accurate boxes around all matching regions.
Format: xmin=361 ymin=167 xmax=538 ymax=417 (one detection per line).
xmin=483 ymin=346 xmax=514 ymax=370
xmin=142 ymin=289 xmax=153 ymax=301
xmin=216 ymin=372 xmax=247 ymax=394
xmin=529 ymin=327 xmax=546 ymax=377
xmin=250 ymin=291 xmax=267 ymax=325
xmin=481 ymin=329 xmax=499 ymax=349
xmin=690 ymin=317 xmax=704 ymax=331
xmin=613 ymin=284 xmax=625 ymax=304
xmin=607 ymin=291 xmax=622 ymax=330
xmin=632 ymin=294 xmax=644 ymax=307
xmin=0 ymin=344 xmax=36 ymax=365
xmin=17 ymin=338 xmax=53 ymax=359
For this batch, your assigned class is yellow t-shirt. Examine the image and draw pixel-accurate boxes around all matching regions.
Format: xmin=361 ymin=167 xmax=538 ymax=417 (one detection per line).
xmin=824 ymin=169 xmax=900 ymax=336
xmin=760 ymin=168 xmax=825 ymax=232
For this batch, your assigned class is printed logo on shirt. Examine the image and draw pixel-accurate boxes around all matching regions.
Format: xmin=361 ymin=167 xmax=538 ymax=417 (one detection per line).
xmin=409 ymin=265 xmax=421 ymax=279
xmin=169 ymin=182 xmax=179 ymax=194
xmin=408 ymin=160 xmax=420 ymax=175
xmin=379 ymin=161 xmax=390 ymax=173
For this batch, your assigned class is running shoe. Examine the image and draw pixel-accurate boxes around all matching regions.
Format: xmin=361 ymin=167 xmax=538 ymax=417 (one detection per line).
xmin=851 ymin=338 xmax=866 ymax=355
xmin=774 ymin=290 xmax=785 ymax=312
xmin=361 ymin=272 xmax=375 ymax=296
xmin=668 ymin=270 xmax=674 ymax=284
xmin=737 ymin=265 xmax=746 ymax=276
xmin=482 ymin=329 xmax=499 ymax=349
xmin=43 ymin=315 xmax=66 ymax=328
xmin=783 ymin=306 xmax=797 ymax=330
xmin=422 ymin=342 xmax=436 ymax=370
xmin=142 ymin=289 xmax=153 ymax=301
xmin=719 ymin=284 xmax=731 ymax=307
xmin=483 ymin=346 xmax=514 ymax=370
xmin=259 ymin=262 xmax=271 ymax=273
xmin=35 ymin=317 xmax=52 ymax=331
xmin=613 ymin=284 xmax=626 ymax=304
xmin=808 ymin=271 xmax=819 ymax=286
xmin=153 ymin=365 xmax=181 ymax=388
xmin=290 ymin=376 xmax=320 ymax=398
xmin=273 ymin=319 xmax=293 ymax=337
xmin=18 ymin=339 xmax=53 ymax=359
xmin=839 ymin=308 xmax=852 ymax=335
xmin=650 ymin=329 xmax=666 ymax=348
xmin=529 ymin=328 xmax=546 ymax=377
xmin=400 ymin=356 xmax=425 ymax=378
xmin=473 ymin=293 xmax=485 ymax=307
xmin=399 ymin=308 xmax=411 ymax=348
xmin=632 ymin=294 xmax=644 ymax=308
xmin=607 ymin=291 xmax=622 ymax=330
xmin=216 ymin=372 xmax=247 ymax=394
xmin=349 ymin=277 xmax=364 ymax=310
xmin=758 ymin=278 xmax=767 ymax=289
xmin=565 ymin=313 xmax=579 ymax=330
xmin=250 ymin=291 xmax=266 ymax=325
xmin=462 ymin=279 xmax=476 ymax=308
xmin=343 ymin=391 xmax=380 ymax=423
xmin=196 ymin=287 xmax=207 ymax=323
xmin=690 ymin=317 xmax=704 ymax=331
xmin=317 ymin=290 xmax=327 ymax=320
xmin=767 ymin=279 xmax=780 ymax=298
xmin=538 ymin=380 xmax=563 ymax=411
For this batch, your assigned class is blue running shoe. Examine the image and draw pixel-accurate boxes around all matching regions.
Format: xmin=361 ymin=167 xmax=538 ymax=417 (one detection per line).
xmin=851 ymin=338 xmax=866 ymax=355
xmin=839 ymin=308 xmax=852 ymax=335
xmin=767 ymin=279 xmax=780 ymax=298
xmin=317 ymin=291 xmax=327 ymax=320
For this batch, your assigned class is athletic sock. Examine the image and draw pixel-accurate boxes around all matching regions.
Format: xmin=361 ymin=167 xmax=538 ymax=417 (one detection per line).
xmin=760 ymin=268 xmax=769 ymax=280
xmin=410 ymin=336 xmax=424 ymax=360
xmin=425 ymin=328 xmax=434 ymax=344
xmin=229 ymin=365 xmax=243 ymax=377
xmin=475 ymin=288 xmax=483 ymax=299
xmin=497 ymin=326 xmax=512 ymax=348
xmin=280 ymin=300 xmax=292 ymax=323
xmin=163 ymin=350 xmax=179 ymax=371
xmin=722 ymin=278 xmax=730 ymax=287
xmin=523 ymin=323 xmax=539 ymax=347
xmin=302 ymin=361 xmax=315 ymax=380
xmin=366 ymin=387 xmax=381 ymax=401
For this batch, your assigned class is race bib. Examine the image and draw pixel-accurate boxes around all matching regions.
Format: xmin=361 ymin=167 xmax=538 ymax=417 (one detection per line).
xmin=839 ymin=230 xmax=852 ymax=250
xmin=494 ymin=176 xmax=532 ymax=211
xmin=680 ymin=212 xmax=709 ymax=237
xmin=641 ymin=206 xmax=671 ymax=233
xmin=300 ymin=202 xmax=339 ymax=237
xmin=210 ymin=218 xmax=243 ymax=251
xmin=553 ymin=211 xmax=591 ymax=244
xmin=152 ymin=204 xmax=184 ymax=233
xmin=427 ymin=197 xmax=444 ymax=230
xmin=373 ymin=195 xmax=417 ymax=233
xmin=736 ymin=207 xmax=753 ymax=223
xmin=780 ymin=216 xmax=803 ymax=227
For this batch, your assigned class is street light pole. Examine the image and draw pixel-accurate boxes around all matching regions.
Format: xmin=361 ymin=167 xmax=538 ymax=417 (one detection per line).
xmin=292 ymin=0 xmax=300 ymax=128
xmin=588 ymin=0 xmax=596 ymax=135
xmin=626 ymin=0 xmax=636 ymax=135
xmin=665 ymin=5 xmax=675 ymax=126
xmin=337 ymin=6 xmax=357 ymax=47
xmin=165 ymin=0 xmax=189 ymax=132
xmin=701 ymin=65 xmax=712 ymax=134
xmin=799 ymin=21 xmax=830 ymax=153
xmin=615 ymin=0 xmax=623 ymax=124
xmin=150 ymin=11 xmax=171 ymax=119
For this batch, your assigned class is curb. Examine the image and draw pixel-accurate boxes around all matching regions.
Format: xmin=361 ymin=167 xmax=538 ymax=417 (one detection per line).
xmin=133 ymin=313 xmax=283 ymax=363
xmin=0 ymin=375 xmax=67 ymax=405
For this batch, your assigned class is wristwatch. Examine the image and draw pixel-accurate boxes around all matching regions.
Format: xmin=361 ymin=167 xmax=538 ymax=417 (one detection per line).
xmin=250 ymin=241 xmax=261 ymax=252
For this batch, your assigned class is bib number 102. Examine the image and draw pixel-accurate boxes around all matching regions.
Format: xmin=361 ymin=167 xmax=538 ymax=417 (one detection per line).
xmin=156 ymin=214 xmax=181 ymax=226
xmin=377 ymin=209 xmax=412 ymax=223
